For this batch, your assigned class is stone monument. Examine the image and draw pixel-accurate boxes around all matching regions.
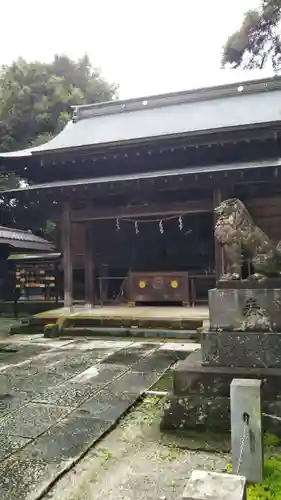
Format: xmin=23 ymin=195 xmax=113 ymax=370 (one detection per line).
xmin=161 ymin=198 xmax=281 ymax=436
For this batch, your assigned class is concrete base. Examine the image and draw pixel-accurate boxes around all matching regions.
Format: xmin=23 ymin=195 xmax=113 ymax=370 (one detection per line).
xmin=201 ymin=330 xmax=281 ymax=368
xmin=161 ymin=350 xmax=281 ymax=436
xmin=182 ymin=470 xmax=246 ymax=500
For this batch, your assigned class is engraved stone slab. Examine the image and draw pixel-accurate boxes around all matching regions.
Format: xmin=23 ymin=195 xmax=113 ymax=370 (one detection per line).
xmin=209 ymin=287 xmax=281 ymax=332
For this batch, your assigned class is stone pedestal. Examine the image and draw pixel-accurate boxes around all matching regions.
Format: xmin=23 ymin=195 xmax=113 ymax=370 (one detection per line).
xmin=161 ymin=283 xmax=281 ymax=436
xmin=161 ymin=350 xmax=281 ymax=436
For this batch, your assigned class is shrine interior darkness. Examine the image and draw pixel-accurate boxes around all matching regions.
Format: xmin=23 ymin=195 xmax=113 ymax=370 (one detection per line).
xmin=71 ymin=212 xmax=214 ymax=301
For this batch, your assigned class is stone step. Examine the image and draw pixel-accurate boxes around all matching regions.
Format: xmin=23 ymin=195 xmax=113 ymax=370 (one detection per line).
xmin=55 ymin=326 xmax=198 ymax=340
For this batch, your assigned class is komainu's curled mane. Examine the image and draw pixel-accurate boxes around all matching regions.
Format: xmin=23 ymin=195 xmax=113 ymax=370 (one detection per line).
xmin=214 ymin=198 xmax=281 ymax=280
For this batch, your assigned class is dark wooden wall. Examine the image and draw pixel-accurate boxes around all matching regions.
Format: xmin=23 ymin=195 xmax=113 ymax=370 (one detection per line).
xmin=71 ymin=214 xmax=214 ymax=273
xmin=247 ymin=196 xmax=281 ymax=244
xmin=71 ymin=223 xmax=86 ymax=269
xmin=70 ymin=195 xmax=281 ymax=276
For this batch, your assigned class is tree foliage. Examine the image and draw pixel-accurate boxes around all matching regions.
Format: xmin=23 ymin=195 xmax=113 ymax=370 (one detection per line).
xmin=222 ymin=1 xmax=281 ymax=71
xmin=0 ymin=54 xmax=117 ymax=152
xmin=0 ymin=55 xmax=117 ymax=239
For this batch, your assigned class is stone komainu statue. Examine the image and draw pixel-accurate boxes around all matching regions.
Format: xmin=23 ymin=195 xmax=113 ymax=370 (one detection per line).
xmin=214 ymin=198 xmax=281 ymax=280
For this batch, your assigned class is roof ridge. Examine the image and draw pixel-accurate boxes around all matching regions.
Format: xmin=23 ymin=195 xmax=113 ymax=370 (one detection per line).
xmin=1 ymin=75 xmax=281 ymax=159
xmin=0 ymin=225 xmax=50 ymax=242
xmin=71 ymin=75 xmax=281 ymax=122
xmin=0 ymin=225 xmax=34 ymax=235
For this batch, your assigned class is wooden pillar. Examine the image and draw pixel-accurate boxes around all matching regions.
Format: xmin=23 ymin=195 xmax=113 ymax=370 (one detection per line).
xmin=99 ymin=264 xmax=109 ymax=305
xmin=84 ymin=221 xmax=95 ymax=307
xmin=213 ymin=189 xmax=225 ymax=281
xmin=61 ymin=201 xmax=73 ymax=308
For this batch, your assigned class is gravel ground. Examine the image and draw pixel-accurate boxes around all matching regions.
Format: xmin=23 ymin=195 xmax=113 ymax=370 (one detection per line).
xmin=45 ymin=397 xmax=228 ymax=500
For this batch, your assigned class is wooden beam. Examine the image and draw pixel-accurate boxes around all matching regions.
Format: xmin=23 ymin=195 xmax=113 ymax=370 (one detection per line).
xmin=84 ymin=221 xmax=95 ymax=306
xmin=72 ymin=200 xmax=213 ymax=222
xmin=213 ymin=189 xmax=225 ymax=281
xmin=61 ymin=201 xmax=73 ymax=308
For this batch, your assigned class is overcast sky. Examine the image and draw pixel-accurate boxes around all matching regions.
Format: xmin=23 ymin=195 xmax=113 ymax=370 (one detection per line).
xmin=1 ymin=0 xmax=273 ymax=98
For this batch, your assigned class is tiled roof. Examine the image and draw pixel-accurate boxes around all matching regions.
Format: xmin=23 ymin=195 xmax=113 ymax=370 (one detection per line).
xmin=0 ymin=226 xmax=54 ymax=251
xmin=1 ymin=76 xmax=281 ymax=157
xmin=3 ymin=157 xmax=281 ymax=195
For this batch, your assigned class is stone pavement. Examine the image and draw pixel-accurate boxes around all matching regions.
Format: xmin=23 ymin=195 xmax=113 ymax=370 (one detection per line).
xmin=0 ymin=334 xmax=199 ymax=500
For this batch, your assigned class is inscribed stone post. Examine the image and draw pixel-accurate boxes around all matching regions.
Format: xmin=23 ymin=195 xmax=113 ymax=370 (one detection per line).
xmin=230 ymin=378 xmax=263 ymax=483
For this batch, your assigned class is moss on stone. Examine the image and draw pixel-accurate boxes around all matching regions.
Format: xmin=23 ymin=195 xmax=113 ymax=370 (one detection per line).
xmin=120 ymin=395 xmax=164 ymax=428
xmin=43 ymin=323 xmax=58 ymax=338
xmin=151 ymin=371 xmax=173 ymax=392
xmin=196 ymin=326 xmax=204 ymax=342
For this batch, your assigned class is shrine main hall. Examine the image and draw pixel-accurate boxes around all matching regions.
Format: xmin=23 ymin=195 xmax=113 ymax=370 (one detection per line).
xmin=1 ymin=76 xmax=281 ymax=330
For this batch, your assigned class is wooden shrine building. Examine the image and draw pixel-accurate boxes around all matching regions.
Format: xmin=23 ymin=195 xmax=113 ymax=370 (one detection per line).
xmin=2 ymin=76 xmax=281 ymax=311
xmin=0 ymin=227 xmax=54 ymax=303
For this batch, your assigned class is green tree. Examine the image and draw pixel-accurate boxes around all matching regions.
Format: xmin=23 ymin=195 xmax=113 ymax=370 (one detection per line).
xmin=222 ymin=1 xmax=281 ymax=72
xmin=0 ymin=54 xmax=117 ymax=237
xmin=0 ymin=54 xmax=117 ymax=152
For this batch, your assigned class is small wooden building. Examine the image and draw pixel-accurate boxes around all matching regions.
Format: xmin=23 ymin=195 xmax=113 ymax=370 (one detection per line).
xmin=0 ymin=227 xmax=54 ymax=301
xmin=2 ymin=76 xmax=281 ymax=310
